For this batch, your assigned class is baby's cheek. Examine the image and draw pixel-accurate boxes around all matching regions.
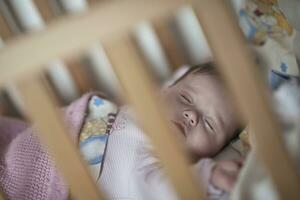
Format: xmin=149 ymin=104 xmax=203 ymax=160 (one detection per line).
xmin=215 ymin=132 xmax=228 ymax=151
xmin=186 ymin=133 xmax=217 ymax=157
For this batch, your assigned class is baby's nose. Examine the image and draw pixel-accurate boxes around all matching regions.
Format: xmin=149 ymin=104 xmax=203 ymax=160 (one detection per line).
xmin=183 ymin=110 xmax=197 ymax=126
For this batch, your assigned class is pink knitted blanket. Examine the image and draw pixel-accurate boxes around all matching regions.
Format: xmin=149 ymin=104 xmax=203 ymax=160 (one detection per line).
xmin=0 ymin=93 xmax=93 ymax=200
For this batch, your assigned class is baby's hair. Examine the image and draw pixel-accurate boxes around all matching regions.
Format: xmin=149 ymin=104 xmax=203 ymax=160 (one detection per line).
xmin=172 ymin=62 xmax=216 ymax=86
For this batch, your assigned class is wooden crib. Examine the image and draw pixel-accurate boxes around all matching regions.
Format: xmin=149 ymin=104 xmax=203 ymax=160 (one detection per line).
xmin=0 ymin=0 xmax=299 ymax=199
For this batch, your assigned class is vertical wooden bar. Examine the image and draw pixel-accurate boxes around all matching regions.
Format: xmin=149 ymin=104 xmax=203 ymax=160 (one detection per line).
xmin=33 ymin=0 xmax=55 ymax=23
xmin=174 ymin=5 xmax=212 ymax=66
xmin=105 ymin=36 xmax=205 ymax=200
xmin=46 ymin=60 xmax=80 ymax=104
xmin=0 ymin=93 xmax=8 ymax=116
xmin=16 ymin=75 xmax=105 ymax=200
xmin=153 ymin=20 xmax=187 ymax=69
xmin=0 ymin=8 xmax=13 ymax=40
xmin=0 ymin=180 xmax=6 ymax=200
xmin=194 ymin=0 xmax=300 ymax=199
xmin=0 ymin=192 xmax=5 ymax=200
xmin=0 ymin=105 xmax=5 ymax=116
xmin=87 ymin=0 xmax=99 ymax=4
xmin=66 ymin=58 xmax=93 ymax=94
xmin=0 ymin=91 xmax=23 ymax=118
xmin=60 ymin=0 xmax=88 ymax=13
xmin=134 ymin=22 xmax=171 ymax=81
xmin=2 ymin=0 xmax=23 ymax=33
xmin=84 ymin=44 xmax=122 ymax=100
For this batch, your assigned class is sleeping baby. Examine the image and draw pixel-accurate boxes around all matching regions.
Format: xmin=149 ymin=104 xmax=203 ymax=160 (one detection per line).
xmin=0 ymin=63 xmax=244 ymax=200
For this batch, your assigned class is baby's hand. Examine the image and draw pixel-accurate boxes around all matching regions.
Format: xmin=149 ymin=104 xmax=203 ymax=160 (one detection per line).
xmin=210 ymin=159 xmax=243 ymax=192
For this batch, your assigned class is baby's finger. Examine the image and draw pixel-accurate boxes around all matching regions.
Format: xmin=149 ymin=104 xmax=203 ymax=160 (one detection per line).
xmin=211 ymin=164 xmax=239 ymax=191
xmin=219 ymin=160 xmax=240 ymax=174
xmin=212 ymin=168 xmax=236 ymax=192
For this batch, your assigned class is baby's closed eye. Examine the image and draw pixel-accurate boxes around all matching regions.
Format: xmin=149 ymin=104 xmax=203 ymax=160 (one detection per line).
xmin=202 ymin=116 xmax=215 ymax=134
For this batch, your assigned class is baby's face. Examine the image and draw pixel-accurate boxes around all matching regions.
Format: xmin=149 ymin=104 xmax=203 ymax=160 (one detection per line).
xmin=162 ymin=71 xmax=238 ymax=158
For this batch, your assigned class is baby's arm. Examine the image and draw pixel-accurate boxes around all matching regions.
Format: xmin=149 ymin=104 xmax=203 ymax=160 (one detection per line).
xmin=135 ymin=150 xmax=242 ymax=200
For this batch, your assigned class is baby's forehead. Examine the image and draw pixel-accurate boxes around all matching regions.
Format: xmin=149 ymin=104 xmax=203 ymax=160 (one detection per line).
xmin=179 ymin=70 xmax=218 ymax=86
xmin=177 ymin=73 xmax=226 ymax=102
xmin=168 ymin=65 xmax=218 ymax=92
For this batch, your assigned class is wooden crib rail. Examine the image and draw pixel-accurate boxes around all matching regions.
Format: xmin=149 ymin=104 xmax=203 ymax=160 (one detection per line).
xmin=153 ymin=19 xmax=187 ymax=69
xmin=0 ymin=0 xmax=186 ymax=89
xmin=33 ymin=0 xmax=55 ymax=23
xmin=0 ymin=1 xmax=206 ymax=200
xmin=0 ymin=8 xmax=13 ymax=41
xmin=0 ymin=191 xmax=4 ymax=200
xmin=194 ymin=0 xmax=300 ymax=199
xmin=106 ymin=35 xmax=204 ymax=200
xmin=16 ymin=75 xmax=105 ymax=200
xmin=0 ymin=0 xmax=299 ymax=199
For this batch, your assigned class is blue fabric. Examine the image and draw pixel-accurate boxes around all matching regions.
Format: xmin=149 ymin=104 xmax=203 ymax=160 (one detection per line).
xmin=268 ymin=70 xmax=300 ymax=90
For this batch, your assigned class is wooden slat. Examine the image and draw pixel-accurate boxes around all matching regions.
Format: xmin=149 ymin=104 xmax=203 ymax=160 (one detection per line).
xmin=194 ymin=0 xmax=300 ymax=199
xmin=0 ymin=7 xmax=13 ymax=40
xmin=87 ymin=0 xmax=99 ymax=5
xmin=1 ymin=0 xmax=29 ymax=34
xmin=134 ymin=22 xmax=171 ymax=81
xmin=0 ymin=184 xmax=5 ymax=200
xmin=0 ymin=90 xmax=23 ymax=118
xmin=33 ymin=0 xmax=55 ymax=23
xmin=0 ymin=93 xmax=9 ymax=115
xmin=0 ymin=0 xmax=186 ymax=88
xmin=153 ymin=19 xmax=187 ymax=69
xmin=16 ymin=75 xmax=105 ymax=200
xmin=105 ymin=36 xmax=205 ymax=200
xmin=0 ymin=0 xmax=21 ymax=36
xmin=0 ymin=192 xmax=5 ymax=200
xmin=48 ymin=0 xmax=64 ymax=17
xmin=66 ymin=58 xmax=93 ymax=94
xmin=0 ymin=0 xmax=21 ymax=37
xmin=0 ymin=106 xmax=5 ymax=116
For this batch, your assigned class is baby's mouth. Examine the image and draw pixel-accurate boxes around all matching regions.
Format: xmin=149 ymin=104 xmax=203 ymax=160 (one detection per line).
xmin=172 ymin=121 xmax=186 ymax=137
